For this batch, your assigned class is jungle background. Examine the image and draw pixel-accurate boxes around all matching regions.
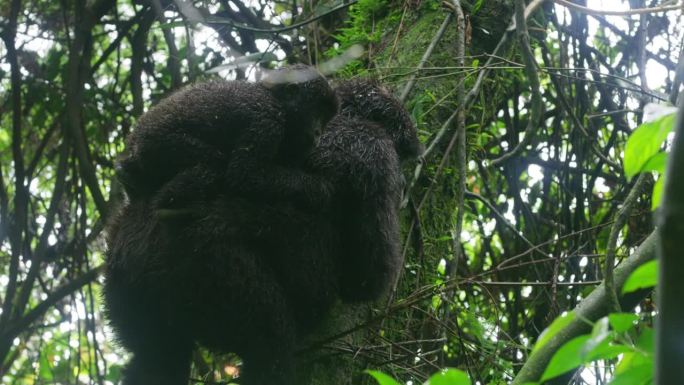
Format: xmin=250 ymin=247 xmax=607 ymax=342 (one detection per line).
xmin=0 ymin=0 xmax=683 ymax=384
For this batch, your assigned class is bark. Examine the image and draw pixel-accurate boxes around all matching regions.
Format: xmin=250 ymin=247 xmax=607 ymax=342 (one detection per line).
xmin=655 ymin=83 xmax=684 ymax=385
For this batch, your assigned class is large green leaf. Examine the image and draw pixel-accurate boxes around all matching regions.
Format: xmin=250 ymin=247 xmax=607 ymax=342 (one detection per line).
xmin=609 ymin=363 xmax=652 ymax=385
xmin=586 ymin=340 xmax=632 ymax=362
xmin=582 ymin=317 xmax=610 ymax=357
xmin=624 ymin=113 xmax=675 ymax=179
xmin=640 ymin=152 xmax=667 ymax=173
xmin=424 ymin=368 xmax=471 ymax=385
xmin=540 ymin=335 xmax=590 ymax=381
xmin=366 ymin=370 xmax=403 ymax=385
xmin=652 ymin=176 xmax=664 ymax=210
xmin=532 ymin=311 xmax=576 ymax=354
xmin=621 ymin=260 xmax=658 ymax=294
xmin=608 ymin=313 xmax=639 ymax=333
xmin=615 ymin=329 xmax=654 ymax=375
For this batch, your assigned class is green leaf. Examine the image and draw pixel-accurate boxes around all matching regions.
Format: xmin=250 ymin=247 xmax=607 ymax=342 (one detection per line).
xmin=582 ymin=317 xmax=610 ymax=357
xmin=609 ymin=362 xmax=652 ymax=385
xmin=39 ymin=352 xmax=54 ymax=380
xmin=608 ymin=313 xmax=639 ymax=332
xmin=624 ymin=113 xmax=675 ymax=179
xmin=366 ymin=370 xmax=403 ymax=385
xmin=636 ymin=328 xmax=655 ymax=353
xmin=424 ymin=368 xmax=471 ymax=385
xmin=586 ymin=341 xmax=632 ymax=362
xmin=640 ymin=152 xmax=668 ymax=173
xmin=541 ymin=335 xmax=590 ymax=381
xmin=622 ymin=260 xmax=658 ymax=294
xmin=472 ymin=0 xmax=483 ymax=14
xmin=615 ymin=329 xmax=654 ymax=375
xmin=652 ymin=176 xmax=664 ymax=211
xmin=532 ymin=311 xmax=576 ymax=354
xmin=0 ymin=129 xmax=9 ymax=148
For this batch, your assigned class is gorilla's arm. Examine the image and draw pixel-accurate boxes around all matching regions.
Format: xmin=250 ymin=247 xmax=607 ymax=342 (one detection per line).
xmin=312 ymin=119 xmax=405 ymax=302
xmin=307 ymin=79 xmax=422 ymax=302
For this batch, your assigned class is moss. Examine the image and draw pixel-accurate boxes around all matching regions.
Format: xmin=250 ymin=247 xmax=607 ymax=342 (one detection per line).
xmin=324 ymin=0 xmax=404 ymax=77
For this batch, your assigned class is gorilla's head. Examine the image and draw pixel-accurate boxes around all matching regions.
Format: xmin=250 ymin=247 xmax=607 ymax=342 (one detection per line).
xmin=335 ymin=79 xmax=423 ymax=160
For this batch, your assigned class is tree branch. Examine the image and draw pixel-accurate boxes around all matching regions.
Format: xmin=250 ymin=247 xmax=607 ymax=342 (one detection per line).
xmin=490 ymin=0 xmax=543 ymax=166
xmin=511 ymin=231 xmax=658 ymax=384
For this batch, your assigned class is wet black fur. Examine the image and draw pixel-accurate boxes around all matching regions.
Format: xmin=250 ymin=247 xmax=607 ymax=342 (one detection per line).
xmin=103 ymin=78 xmax=421 ymax=385
xmin=115 ymin=65 xmax=337 ymax=210
xmin=311 ymin=79 xmax=423 ymax=301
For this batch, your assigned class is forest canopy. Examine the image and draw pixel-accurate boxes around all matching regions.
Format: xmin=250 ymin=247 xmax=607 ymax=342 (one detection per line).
xmin=0 ymin=0 xmax=683 ymax=384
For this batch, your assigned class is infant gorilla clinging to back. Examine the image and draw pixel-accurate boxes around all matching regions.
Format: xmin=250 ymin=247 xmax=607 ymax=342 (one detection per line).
xmin=104 ymin=69 xmax=422 ymax=385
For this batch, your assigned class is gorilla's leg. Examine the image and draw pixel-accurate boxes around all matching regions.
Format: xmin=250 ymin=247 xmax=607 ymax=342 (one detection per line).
xmin=123 ymin=337 xmax=193 ymax=385
xmin=187 ymin=238 xmax=299 ymax=385
xmin=108 ymin=285 xmax=193 ymax=385
xmin=202 ymin=197 xmax=339 ymax=333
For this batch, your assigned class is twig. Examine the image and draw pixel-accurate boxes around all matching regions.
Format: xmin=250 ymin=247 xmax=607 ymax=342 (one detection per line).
xmin=448 ymin=0 xmax=466 ymax=273
xmin=466 ymin=280 xmax=601 ymax=287
xmin=604 ymin=174 xmax=648 ymax=313
xmin=490 ymin=0 xmax=544 ymax=166
xmin=174 ymin=0 xmax=358 ymax=34
xmin=554 ymin=0 xmax=682 ymax=16
xmin=2 ymin=266 xmax=104 ymax=340
xmin=399 ymin=13 xmax=454 ymax=102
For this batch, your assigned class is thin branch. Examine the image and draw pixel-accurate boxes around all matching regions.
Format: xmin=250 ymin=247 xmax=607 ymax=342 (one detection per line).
xmin=465 ymin=190 xmax=539 ymax=251
xmin=604 ymin=174 xmax=648 ymax=313
xmin=63 ymin=0 xmax=114 ymax=218
xmin=465 ymin=280 xmax=602 ymax=287
xmin=0 ymin=0 xmax=26 ymax=330
xmin=2 ymin=266 xmax=104 ymax=340
xmin=399 ymin=13 xmax=453 ymax=102
xmin=554 ymin=0 xmax=682 ymax=16
xmin=14 ymin=140 xmax=70 ymax=320
xmin=490 ymin=0 xmax=544 ymax=166
xmin=174 ymin=0 xmax=357 ymax=34
xmin=90 ymin=13 xmax=142 ymax=77
xmin=151 ymin=0 xmax=182 ymax=89
xmin=447 ymin=0 xmax=466 ymax=273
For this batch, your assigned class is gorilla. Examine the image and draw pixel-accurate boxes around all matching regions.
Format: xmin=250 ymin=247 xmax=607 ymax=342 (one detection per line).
xmin=104 ymin=76 xmax=422 ymax=385
xmin=115 ymin=64 xmax=337 ymax=210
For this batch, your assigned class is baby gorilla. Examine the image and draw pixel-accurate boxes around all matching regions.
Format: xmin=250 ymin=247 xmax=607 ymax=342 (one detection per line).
xmin=116 ymin=65 xmax=337 ymax=210
xmin=104 ymin=78 xmax=422 ymax=385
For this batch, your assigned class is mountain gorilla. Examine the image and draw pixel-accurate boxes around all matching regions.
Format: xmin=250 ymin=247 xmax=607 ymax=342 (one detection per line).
xmin=104 ymin=72 xmax=422 ymax=385
xmin=115 ymin=64 xmax=337 ymax=210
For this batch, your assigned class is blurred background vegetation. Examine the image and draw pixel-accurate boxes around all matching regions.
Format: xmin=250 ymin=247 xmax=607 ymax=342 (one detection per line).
xmin=0 ymin=0 xmax=682 ymax=384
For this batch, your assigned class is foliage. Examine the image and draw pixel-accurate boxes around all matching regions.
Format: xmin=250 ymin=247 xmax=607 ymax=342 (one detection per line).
xmin=324 ymin=0 xmax=403 ymax=76
xmin=367 ymin=368 xmax=471 ymax=385
xmin=536 ymin=317 xmax=653 ymax=385
xmin=623 ymin=108 xmax=677 ymax=210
